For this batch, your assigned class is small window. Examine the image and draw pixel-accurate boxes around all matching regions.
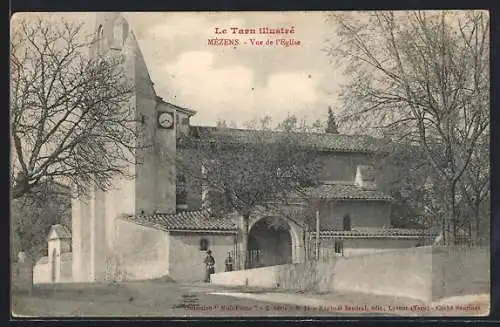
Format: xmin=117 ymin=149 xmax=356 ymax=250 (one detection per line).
xmin=182 ymin=118 xmax=189 ymax=125
xmin=200 ymin=238 xmax=209 ymax=251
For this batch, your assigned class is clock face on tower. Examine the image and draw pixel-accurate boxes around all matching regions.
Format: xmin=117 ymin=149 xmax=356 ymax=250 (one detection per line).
xmin=158 ymin=111 xmax=174 ymax=129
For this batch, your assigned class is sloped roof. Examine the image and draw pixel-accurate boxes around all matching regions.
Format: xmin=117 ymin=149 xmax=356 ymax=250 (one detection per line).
xmin=158 ymin=98 xmax=197 ymax=116
xmin=48 ymin=224 xmax=71 ymax=240
xmin=187 ymin=126 xmax=388 ymax=153
xmin=293 ymin=183 xmax=392 ymax=201
xmin=123 ymin=210 xmax=238 ymax=233
xmin=310 ymin=227 xmax=437 ymax=239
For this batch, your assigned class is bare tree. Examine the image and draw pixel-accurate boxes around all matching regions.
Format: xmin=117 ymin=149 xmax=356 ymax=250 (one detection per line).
xmin=216 ymin=119 xmax=228 ymax=128
xmin=178 ymin=119 xmax=320 ymax=269
xmin=276 ymin=114 xmax=324 ymax=134
xmin=10 ymin=17 xmax=136 ymax=200
xmin=327 ymin=11 xmax=489 ymax=244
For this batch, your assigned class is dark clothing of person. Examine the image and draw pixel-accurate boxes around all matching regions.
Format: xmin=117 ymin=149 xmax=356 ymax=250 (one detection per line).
xmin=225 ymin=256 xmax=233 ymax=272
xmin=204 ymin=254 xmax=215 ymax=283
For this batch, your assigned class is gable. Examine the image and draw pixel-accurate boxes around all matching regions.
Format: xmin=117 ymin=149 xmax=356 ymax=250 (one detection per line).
xmin=48 ymin=224 xmax=71 ymax=241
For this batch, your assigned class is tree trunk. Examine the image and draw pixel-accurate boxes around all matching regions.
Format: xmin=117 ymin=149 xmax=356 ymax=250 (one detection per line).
xmin=467 ymin=219 xmax=472 ymax=246
xmin=304 ymin=224 xmax=309 ymax=262
xmin=450 ymin=183 xmax=458 ymax=245
xmin=442 ymin=214 xmax=447 ymax=245
xmin=474 ymin=202 xmax=481 ymax=245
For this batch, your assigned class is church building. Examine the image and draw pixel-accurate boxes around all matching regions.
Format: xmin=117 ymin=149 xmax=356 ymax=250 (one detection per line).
xmin=33 ymin=13 xmax=432 ymax=284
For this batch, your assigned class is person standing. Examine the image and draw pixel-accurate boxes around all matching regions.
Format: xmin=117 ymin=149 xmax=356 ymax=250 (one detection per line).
xmin=224 ymin=251 xmax=233 ymax=272
xmin=204 ymin=250 xmax=215 ymax=283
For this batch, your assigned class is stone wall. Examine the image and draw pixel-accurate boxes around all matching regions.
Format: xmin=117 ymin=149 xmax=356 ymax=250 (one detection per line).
xmin=59 ymin=255 xmax=73 ymax=283
xmin=210 ymin=262 xmax=337 ymax=291
xmin=112 ymin=219 xmax=170 ymax=281
xmin=343 ymin=238 xmax=420 ymax=249
xmin=210 ymin=264 xmax=290 ymax=288
xmin=316 ymin=239 xmax=422 ymax=260
xmin=12 ymin=262 xmax=33 ymax=292
xmin=33 ymin=259 xmax=50 ymax=284
xmin=211 ymin=246 xmax=490 ymax=302
xmin=431 ymin=246 xmax=490 ymax=301
xmin=32 ymin=254 xmax=73 ymax=284
xmin=331 ymin=247 xmax=433 ymax=301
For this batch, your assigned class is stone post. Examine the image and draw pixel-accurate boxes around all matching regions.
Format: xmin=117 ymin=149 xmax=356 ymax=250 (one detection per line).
xmin=12 ymin=252 xmax=33 ymax=294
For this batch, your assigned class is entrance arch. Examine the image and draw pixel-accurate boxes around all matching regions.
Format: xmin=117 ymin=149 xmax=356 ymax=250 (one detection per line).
xmin=247 ymin=216 xmax=301 ymax=268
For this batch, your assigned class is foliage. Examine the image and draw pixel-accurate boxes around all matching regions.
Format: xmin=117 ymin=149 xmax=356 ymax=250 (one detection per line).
xmin=178 ymin=117 xmax=322 ymax=267
xmin=216 ymin=119 xmax=238 ymax=129
xmin=328 ymin=11 xmax=490 ymax=244
xmin=325 ymin=106 xmax=339 ymax=134
xmin=375 ymin=141 xmax=443 ymax=229
xmin=276 ymin=114 xmax=324 ymax=134
xmin=11 ymin=182 xmax=71 ymax=262
xmin=10 ymin=17 xmax=136 ymax=199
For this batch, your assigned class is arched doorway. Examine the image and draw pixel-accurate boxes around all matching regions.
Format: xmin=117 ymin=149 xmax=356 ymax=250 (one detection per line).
xmin=51 ymin=249 xmax=57 ymax=282
xmin=247 ymin=216 xmax=293 ymax=268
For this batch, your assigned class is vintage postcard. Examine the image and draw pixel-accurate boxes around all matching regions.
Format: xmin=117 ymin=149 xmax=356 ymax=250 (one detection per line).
xmin=10 ymin=11 xmax=490 ymax=318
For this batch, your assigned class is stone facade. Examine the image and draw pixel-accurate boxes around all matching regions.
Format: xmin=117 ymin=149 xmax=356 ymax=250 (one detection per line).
xmin=315 ymin=200 xmax=391 ymax=229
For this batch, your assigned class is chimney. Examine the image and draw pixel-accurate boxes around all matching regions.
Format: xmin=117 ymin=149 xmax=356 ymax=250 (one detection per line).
xmin=355 ymin=165 xmax=377 ymax=190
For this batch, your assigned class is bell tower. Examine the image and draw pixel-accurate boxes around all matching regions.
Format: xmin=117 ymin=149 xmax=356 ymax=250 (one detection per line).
xmin=72 ymin=12 xmax=178 ymax=282
xmin=89 ymin=12 xmax=178 ymax=214
xmin=91 ymin=12 xmax=129 ymax=57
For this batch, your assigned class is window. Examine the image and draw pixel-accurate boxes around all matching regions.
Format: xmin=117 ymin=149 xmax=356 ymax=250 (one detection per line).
xmin=199 ymin=238 xmax=209 ymax=251
xmin=343 ymin=214 xmax=351 ymax=231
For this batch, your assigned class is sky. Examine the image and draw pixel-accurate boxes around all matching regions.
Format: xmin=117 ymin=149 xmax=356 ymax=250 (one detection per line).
xmin=11 ymin=12 xmax=345 ymax=128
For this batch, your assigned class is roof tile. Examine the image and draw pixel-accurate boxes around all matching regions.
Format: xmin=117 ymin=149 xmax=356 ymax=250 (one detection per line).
xmin=294 ymin=183 xmax=392 ymax=201
xmin=311 ymin=227 xmax=437 ymax=238
xmin=187 ymin=126 xmax=388 ymax=153
xmin=124 ymin=210 xmax=238 ymax=232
